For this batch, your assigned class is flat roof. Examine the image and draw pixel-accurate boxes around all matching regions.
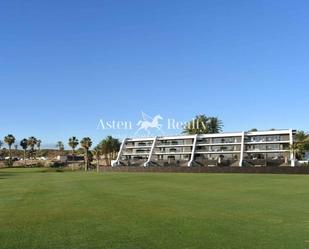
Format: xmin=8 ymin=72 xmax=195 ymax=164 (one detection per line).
xmin=125 ymin=129 xmax=293 ymax=140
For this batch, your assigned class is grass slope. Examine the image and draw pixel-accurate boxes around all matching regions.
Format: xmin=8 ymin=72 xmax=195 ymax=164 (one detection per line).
xmin=0 ymin=168 xmax=309 ymax=249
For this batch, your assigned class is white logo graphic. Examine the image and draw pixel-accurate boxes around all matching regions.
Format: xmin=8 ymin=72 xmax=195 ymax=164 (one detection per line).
xmin=135 ymin=112 xmax=163 ymax=135
xmin=98 ymin=112 xmax=210 ymax=137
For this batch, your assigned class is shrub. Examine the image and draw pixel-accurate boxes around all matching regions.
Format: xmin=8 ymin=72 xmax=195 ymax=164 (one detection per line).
xmin=3 ymin=159 xmax=12 ymax=167
xmin=50 ymin=161 xmax=66 ymax=168
xmin=302 ymin=162 xmax=309 ymax=167
xmin=36 ymin=162 xmax=45 ymax=168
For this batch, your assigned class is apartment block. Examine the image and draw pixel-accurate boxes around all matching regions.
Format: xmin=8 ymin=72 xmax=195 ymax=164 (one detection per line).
xmin=112 ymin=129 xmax=295 ymax=167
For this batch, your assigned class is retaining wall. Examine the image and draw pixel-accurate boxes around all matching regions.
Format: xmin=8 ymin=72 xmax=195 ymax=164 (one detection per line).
xmin=99 ymin=166 xmax=309 ymax=174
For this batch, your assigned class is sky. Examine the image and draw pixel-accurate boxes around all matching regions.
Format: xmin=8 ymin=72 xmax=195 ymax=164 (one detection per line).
xmin=0 ymin=0 xmax=308 ymax=148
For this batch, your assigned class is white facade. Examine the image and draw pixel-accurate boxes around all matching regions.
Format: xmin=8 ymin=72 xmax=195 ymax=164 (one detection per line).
xmin=112 ymin=129 xmax=296 ymax=167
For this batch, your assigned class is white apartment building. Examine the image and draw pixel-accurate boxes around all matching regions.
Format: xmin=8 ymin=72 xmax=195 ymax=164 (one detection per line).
xmin=112 ymin=129 xmax=296 ymax=167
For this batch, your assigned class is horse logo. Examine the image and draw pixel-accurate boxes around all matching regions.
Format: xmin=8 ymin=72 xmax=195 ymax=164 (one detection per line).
xmin=135 ymin=112 xmax=163 ymax=135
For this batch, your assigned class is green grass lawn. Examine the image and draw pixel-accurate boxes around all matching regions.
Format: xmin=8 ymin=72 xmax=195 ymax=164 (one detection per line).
xmin=1 ymin=168 xmax=309 ymax=249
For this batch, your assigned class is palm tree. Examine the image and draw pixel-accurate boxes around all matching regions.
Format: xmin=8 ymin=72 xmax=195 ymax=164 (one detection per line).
xmin=291 ymin=131 xmax=309 ymax=161
xmin=80 ymin=137 xmax=92 ymax=171
xmin=183 ymin=115 xmax=223 ymax=134
xmin=207 ymin=117 xmax=223 ymax=134
xmin=0 ymin=140 xmax=3 ymax=159
xmin=35 ymin=139 xmax=42 ymax=157
xmin=109 ymin=136 xmax=121 ymax=161
xmin=37 ymin=139 xmax=41 ymax=151
xmin=4 ymin=134 xmax=16 ymax=166
xmin=20 ymin=139 xmax=28 ymax=166
xmin=98 ymin=139 xmax=107 ymax=165
xmin=68 ymin=136 xmax=79 ymax=161
xmin=97 ymin=136 xmax=121 ymax=165
xmin=27 ymin=136 xmax=38 ymax=159
xmin=93 ymin=147 xmax=101 ymax=172
xmin=182 ymin=114 xmax=208 ymax=134
xmin=56 ymin=141 xmax=64 ymax=154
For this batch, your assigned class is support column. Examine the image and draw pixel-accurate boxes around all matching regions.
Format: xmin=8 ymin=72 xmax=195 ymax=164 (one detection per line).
xmin=188 ymin=134 xmax=198 ymax=167
xmin=112 ymin=138 xmax=127 ymax=167
xmin=239 ymin=132 xmax=245 ymax=167
xmin=144 ymin=137 xmax=157 ymax=167
xmin=289 ymin=129 xmax=295 ymax=167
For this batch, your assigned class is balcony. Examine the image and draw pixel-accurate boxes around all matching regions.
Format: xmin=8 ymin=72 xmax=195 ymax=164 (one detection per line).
xmin=244 ymin=135 xmax=290 ymax=144
xmin=153 ymin=151 xmax=192 ymax=155
xmin=245 ymin=144 xmax=289 ymax=152
xmin=195 ymin=145 xmax=241 ymax=153
xmin=156 ymin=139 xmax=193 ymax=146
xmin=197 ymin=137 xmax=241 ymax=146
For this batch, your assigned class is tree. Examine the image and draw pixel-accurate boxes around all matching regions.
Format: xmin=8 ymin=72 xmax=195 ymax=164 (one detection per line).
xmin=56 ymin=141 xmax=64 ymax=154
xmin=1 ymin=148 xmax=8 ymax=159
xmin=207 ymin=117 xmax=224 ymax=134
xmin=96 ymin=136 xmax=121 ymax=165
xmin=75 ymin=148 xmax=84 ymax=155
xmin=20 ymin=139 xmax=28 ymax=166
xmin=291 ymin=130 xmax=309 ymax=160
xmin=80 ymin=137 xmax=92 ymax=171
xmin=4 ymin=134 xmax=15 ymax=166
xmin=111 ymin=136 xmax=121 ymax=161
xmin=0 ymin=140 xmax=3 ymax=158
xmin=37 ymin=139 xmax=42 ymax=151
xmin=295 ymin=131 xmax=308 ymax=143
xmin=93 ymin=147 xmax=101 ymax=172
xmin=27 ymin=136 xmax=38 ymax=159
xmin=36 ymin=139 xmax=42 ymax=157
xmin=249 ymin=128 xmax=258 ymax=132
xmin=290 ymin=143 xmax=301 ymax=162
xmin=68 ymin=136 xmax=79 ymax=161
xmin=182 ymin=115 xmax=223 ymax=134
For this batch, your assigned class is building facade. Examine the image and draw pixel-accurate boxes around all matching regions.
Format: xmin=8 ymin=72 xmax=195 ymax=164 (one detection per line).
xmin=112 ymin=129 xmax=296 ymax=167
